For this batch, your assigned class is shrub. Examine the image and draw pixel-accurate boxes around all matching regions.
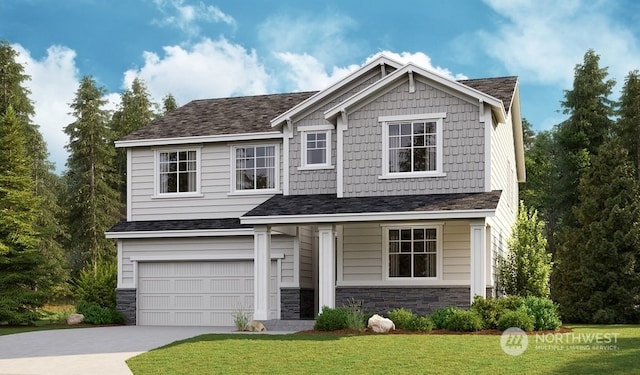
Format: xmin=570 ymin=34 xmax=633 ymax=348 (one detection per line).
xmin=430 ymin=306 xmax=460 ymax=329
xmin=314 ymin=306 xmax=349 ymax=331
xmin=388 ymin=308 xmax=416 ymax=330
xmin=471 ymin=296 xmax=506 ymax=329
xmin=231 ymin=307 xmax=251 ymax=331
xmin=444 ymin=310 xmax=484 ymax=332
xmin=497 ymin=309 xmax=535 ymax=332
xmin=498 ymin=295 xmax=526 ymax=311
xmin=75 ymin=262 xmax=117 ymax=308
xmin=523 ymin=296 xmax=562 ymax=330
xmin=343 ymin=298 xmax=366 ymax=331
xmin=408 ymin=316 xmax=434 ymax=332
xmin=76 ymin=301 xmax=125 ymax=325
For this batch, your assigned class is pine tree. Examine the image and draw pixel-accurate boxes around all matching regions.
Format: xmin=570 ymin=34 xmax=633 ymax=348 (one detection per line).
xmin=64 ymin=76 xmax=120 ymax=273
xmin=556 ymin=139 xmax=640 ymax=323
xmin=162 ymin=93 xmax=178 ymax=114
xmin=0 ymin=106 xmax=46 ymax=324
xmin=110 ymin=78 xmax=156 ymax=209
xmin=497 ymin=202 xmax=551 ymax=297
xmin=615 ymin=70 xmax=640 ymax=181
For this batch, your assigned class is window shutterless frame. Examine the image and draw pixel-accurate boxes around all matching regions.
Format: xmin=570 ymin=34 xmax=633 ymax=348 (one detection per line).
xmin=153 ymin=147 xmax=202 ymax=198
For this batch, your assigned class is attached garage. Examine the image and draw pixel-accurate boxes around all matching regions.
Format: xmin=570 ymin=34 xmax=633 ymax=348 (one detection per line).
xmin=137 ymin=260 xmax=279 ymax=326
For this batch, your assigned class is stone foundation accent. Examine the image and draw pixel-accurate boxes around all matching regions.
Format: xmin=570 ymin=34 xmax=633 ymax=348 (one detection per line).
xmin=281 ymin=288 xmax=315 ymax=319
xmin=116 ymin=288 xmax=136 ymax=325
xmin=336 ymin=287 xmax=470 ymax=316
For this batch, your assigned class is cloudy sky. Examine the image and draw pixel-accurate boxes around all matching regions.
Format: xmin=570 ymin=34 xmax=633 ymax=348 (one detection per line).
xmin=1 ymin=0 xmax=639 ymax=173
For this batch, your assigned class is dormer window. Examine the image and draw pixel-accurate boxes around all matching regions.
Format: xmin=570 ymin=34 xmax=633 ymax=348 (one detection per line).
xmin=380 ymin=113 xmax=446 ymax=179
xmin=298 ymin=125 xmax=333 ymax=170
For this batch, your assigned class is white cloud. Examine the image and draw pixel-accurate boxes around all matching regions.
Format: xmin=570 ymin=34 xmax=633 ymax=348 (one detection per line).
xmin=152 ymin=0 xmax=236 ymax=36
xmin=274 ymin=52 xmax=360 ymax=91
xmin=13 ymin=44 xmax=79 ymax=172
xmin=122 ymin=38 xmax=269 ymax=105
xmin=366 ymin=51 xmax=468 ymax=80
xmin=480 ymin=0 xmax=640 ymax=87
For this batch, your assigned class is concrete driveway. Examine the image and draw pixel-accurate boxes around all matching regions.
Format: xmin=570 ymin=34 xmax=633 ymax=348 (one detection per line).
xmin=0 ymin=325 xmax=234 ymax=375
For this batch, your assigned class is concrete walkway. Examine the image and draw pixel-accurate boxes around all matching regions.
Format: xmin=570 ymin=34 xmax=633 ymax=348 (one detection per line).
xmin=0 ymin=326 xmax=238 ymax=375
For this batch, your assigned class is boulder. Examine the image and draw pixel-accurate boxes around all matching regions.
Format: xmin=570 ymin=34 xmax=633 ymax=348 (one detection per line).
xmin=367 ymin=314 xmax=395 ymax=333
xmin=244 ymin=320 xmax=267 ymax=332
xmin=67 ymin=313 xmax=85 ymax=325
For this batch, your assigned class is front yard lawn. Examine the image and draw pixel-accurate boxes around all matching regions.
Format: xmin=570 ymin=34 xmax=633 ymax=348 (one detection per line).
xmin=127 ymin=325 xmax=640 ymax=374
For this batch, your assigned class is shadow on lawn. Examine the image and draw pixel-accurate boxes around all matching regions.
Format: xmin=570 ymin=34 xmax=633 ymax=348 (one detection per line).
xmin=156 ymin=332 xmax=347 ymax=350
xmin=551 ymin=333 xmax=640 ymax=374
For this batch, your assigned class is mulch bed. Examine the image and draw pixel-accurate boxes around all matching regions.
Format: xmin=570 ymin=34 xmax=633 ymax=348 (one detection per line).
xmin=296 ymin=326 xmax=572 ymax=335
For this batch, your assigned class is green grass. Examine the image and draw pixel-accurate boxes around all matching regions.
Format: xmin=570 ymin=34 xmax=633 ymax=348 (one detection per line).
xmin=127 ymin=325 xmax=640 ymax=375
xmin=0 ymin=303 xmax=77 ymax=336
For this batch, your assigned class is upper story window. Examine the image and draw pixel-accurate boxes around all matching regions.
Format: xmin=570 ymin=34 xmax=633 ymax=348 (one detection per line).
xmin=299 ymin=125 xmax=333 ymax=170
xmin=156 ymin=148 xmax=201 ymax=197
xmin=380 ymin=113 xmax=445 ymax=179
xmin=385 ymin=225 xmax=442 ymax=279
xmin=232 ymin=144 xmax=279 ymax=193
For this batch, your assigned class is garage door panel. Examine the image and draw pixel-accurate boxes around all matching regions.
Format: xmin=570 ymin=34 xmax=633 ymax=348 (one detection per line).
xmin=138 ymin=261 xmax=279 ymax=326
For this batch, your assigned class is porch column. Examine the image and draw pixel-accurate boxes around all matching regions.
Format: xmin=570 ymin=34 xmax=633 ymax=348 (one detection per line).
xmin=470 ymin=220 xmax=487 ymax=303
xmin=318 ymin=224 xmax=335 ymax=313
xmin=253 ymin=225 xmax=271 ymax=320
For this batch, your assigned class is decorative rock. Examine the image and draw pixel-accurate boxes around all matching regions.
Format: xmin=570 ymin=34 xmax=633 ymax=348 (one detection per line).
xmin=244 ymin=320 xmax=267 ymax=332
xmin=367 ymin=314 xmax=395 ymax=333
xmin=67 ymin=313 xmax=85 ymax=325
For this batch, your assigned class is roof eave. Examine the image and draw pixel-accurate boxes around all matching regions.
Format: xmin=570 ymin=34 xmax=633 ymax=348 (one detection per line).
xmin=115 ymin=131 xmax=283 ymax=148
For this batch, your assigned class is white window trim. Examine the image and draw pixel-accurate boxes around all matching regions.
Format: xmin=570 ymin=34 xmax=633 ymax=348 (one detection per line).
xmin=152 ymin=146 xmax=203 ymax=199
xmin=380 ymin=113 xmax=446 ymax=179
xmin=299 ymin=125 xmax=333 ymax=170
xmin=382 ymin=223 xmax=443 ymax=281
xmin=230 ymin=143 xmax=281 ymax=195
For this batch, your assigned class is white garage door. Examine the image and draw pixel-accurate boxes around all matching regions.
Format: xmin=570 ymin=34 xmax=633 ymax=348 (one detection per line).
xmin=137 ymin=261 xmax=279 ymax=326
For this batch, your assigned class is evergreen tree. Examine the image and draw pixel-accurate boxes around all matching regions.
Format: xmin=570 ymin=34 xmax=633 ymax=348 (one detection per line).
xmin=0 ymin=106 xmax=46 ymax=324
xmin=555 ymin=140 xmax=640 ymax=323
xmin=110 ymin=78 xmax=155 ymax=209
xmin=615 ymin=70 xmax=640 ymax=181
xmin=64 ymin=76 xmax=120 ymax=273
xmin=497 ymin=202 xmax=552 ymax=298
xmin=162 ymin=93 xmax=178 ymax=114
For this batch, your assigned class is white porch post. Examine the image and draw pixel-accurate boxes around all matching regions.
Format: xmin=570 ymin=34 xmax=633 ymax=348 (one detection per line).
xmin=253 ymin=225 xmax=271 ymax=320
xmin=318 ymin=224 xmax=336 ymax=313
xmin=470 ymin=220 xmax=487 ymax=303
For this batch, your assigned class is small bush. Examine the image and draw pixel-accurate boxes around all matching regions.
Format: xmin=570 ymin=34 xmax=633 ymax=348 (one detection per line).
xmin=430 ymin=306 xmax=460 ymax=329
xmin=314 ymin=306 xmax=349 ymax=331
xmin=343 ymin=298 xmax=366 ymax=331
xmin=231 ymin=307 xmax=251 ymax=331
xmin=444 ymin=310 xmax=484 ymax=332
xmin=471 ymin=296 xmax=506 ymax=329
xmin=497 ymin=309 xmax=535 ymax=332
xmin=523 ymin=296 xmax=562 ymax=331
xmin=498 ymin=295 xmax=526 ymax=311
xmin=408 ymin=316 xmax=434 ymax=332
xmin=388 ymin=308 xmax=416 ymax=330
xmin=75 ymin=262 xmax=117 ymax=308
xmin=76 ymin=301 xmax=125 ymax=325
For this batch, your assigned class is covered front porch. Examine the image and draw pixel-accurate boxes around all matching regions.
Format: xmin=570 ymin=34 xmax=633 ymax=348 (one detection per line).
xmin=241 ymin=191 xmax=502 ymax=320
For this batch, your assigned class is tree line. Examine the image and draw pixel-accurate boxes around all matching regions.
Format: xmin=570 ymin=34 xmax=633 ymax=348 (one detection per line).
xmin=0 ymin=41 xmax=176 ymax=324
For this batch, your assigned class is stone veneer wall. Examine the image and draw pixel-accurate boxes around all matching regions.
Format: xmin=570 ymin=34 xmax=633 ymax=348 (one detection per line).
xmin=116 ymin=288 xmax=136 ymax=325
xmin=335 ymin=287 xmax=470 ymax=316
xmin=281 ymin=288 xmax=315 ymax=319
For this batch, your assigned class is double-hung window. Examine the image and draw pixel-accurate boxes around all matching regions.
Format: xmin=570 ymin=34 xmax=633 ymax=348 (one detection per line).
xmin=380 ymin=113 xmax=445 ymax=178
xmin=299 ymin=125 xmax=332 ymax=169
xmin=233 ymin=145 xmax=278 ymax=192
xmin=386 ymin=226 xmax=441 ymax=279
xmin=156 ymin=149 xmax=200 ymax=196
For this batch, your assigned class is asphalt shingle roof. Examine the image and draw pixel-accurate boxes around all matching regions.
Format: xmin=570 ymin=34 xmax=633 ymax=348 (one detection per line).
xmin=107 ymin=218 xmax=250 ymax=232
xmin=243 ymin=191 xmax=502 ymax=218
xmin=120 ymin=91 xmax=317 ymax=141
xmin=458 ymin=76 xmax=518 ymax=112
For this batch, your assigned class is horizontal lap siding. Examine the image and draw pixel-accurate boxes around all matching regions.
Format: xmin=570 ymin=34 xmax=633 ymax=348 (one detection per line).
xmin=442 ymin=221 xmax=470 ymax=281
xmin=299 ymin=225 xmax=315 ymax=289
xmin=130 ymin=142 xmax=281 ymax=221
xmin=343 ymin=79 xmax=484 ymax=197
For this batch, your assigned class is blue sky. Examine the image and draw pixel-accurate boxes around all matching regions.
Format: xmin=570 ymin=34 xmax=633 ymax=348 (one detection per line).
xmin=1 ymin=0 xmax=639 ymax=172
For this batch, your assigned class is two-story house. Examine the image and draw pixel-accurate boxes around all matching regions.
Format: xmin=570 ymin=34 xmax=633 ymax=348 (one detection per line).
xmin=106 ymin=55 xmax=525 ymax=326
